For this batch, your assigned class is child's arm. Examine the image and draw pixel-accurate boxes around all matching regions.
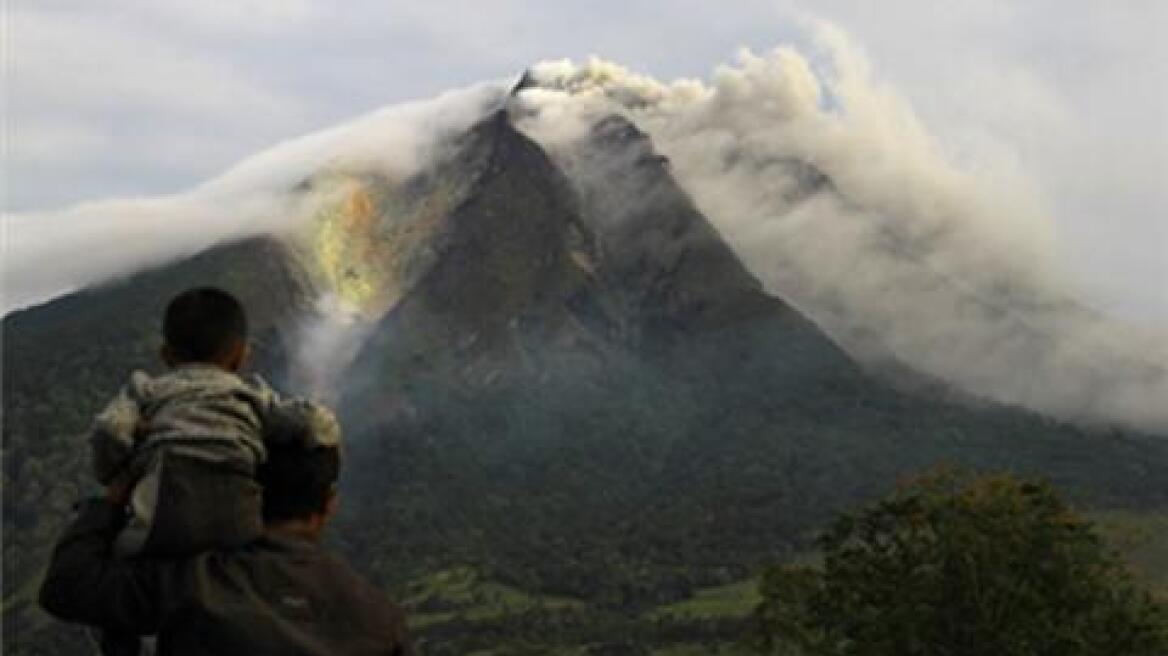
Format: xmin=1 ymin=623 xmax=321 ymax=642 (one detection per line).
xmin=88 ymin=372 xmax=151 ymax=484
xmin=272 ymin=399 xmax=340 ymax=449
xmin=251 ymin=377 xmax=341 ymax=450
xmin=39 ymin=496 xmax=175 ymax=633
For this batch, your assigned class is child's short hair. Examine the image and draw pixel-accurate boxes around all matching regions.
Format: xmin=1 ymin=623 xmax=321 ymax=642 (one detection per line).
xmin=163 ymin=287 xmax=248 ymax=363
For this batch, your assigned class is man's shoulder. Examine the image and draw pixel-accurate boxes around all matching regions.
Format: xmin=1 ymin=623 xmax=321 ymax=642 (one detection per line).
xmin=197 ymin=537 xmax=402 ymax=608
xmin=298 ymin=544 xmax=407 ymax=620
xmin=189 ymin=538 xmax=409 ymax=642
xmin=314 ymin=551 xmax=410 ymax=644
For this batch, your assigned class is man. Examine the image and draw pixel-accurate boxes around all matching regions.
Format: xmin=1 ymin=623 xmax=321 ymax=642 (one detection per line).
xmin=39 ymin=415 xmax=413 ymax=655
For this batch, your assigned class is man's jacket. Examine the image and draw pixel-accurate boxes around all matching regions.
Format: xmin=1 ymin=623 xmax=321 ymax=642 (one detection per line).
xmin=40 ymin=499 xmax=412 ymax=656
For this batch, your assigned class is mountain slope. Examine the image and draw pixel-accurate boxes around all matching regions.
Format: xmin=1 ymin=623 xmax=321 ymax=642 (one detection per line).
xmin=331 ymin=110 xmax=1168 ymax=605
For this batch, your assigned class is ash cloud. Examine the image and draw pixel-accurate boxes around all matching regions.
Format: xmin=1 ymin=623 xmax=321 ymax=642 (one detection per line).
xmin=513 ymin=24 xmax=1168 ymax=435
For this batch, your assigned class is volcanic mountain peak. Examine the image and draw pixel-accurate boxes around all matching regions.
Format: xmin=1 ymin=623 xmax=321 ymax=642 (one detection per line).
xmin=322 ymin=107 xmax=862 ymax=393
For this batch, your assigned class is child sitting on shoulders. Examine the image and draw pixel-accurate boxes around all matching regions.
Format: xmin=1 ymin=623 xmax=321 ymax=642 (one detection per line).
xmin=89 ymin=287 xmax=337 ymax=655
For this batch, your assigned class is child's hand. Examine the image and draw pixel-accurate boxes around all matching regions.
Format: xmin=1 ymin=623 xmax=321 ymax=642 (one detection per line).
xmin=105 ymin=470 xmax=137 ymax=506
xmin=133 ymin=420 xmax=152 ymax=444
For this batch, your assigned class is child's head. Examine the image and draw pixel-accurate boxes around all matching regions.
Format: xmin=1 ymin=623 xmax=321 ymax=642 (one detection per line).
xmin=161 ymin=287 xmax=249 ymax=371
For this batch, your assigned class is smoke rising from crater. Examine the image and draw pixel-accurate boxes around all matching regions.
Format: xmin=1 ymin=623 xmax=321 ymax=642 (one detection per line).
xmin=513 ymin=24 xmax=1168 ymax=434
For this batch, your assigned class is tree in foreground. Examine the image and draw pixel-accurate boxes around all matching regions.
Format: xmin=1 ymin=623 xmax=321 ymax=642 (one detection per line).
xmin=752 ymin=468 xmax=1168 ymax=655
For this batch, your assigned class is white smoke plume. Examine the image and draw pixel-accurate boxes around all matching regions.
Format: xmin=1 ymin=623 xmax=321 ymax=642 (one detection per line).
xmin=2 ymin=82 xmax=506 ymax=314
xmin=513 ymin=24 xmax=1168 ymax=435
xmin=3 ymin=82 xmax=505 ymax=397
xmin=288 ymin=293 xmax=378 ymax=402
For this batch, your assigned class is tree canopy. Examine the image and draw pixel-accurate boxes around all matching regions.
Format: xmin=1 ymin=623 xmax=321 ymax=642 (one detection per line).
xmin=753 ymin=468 xmax=1168 ymax=656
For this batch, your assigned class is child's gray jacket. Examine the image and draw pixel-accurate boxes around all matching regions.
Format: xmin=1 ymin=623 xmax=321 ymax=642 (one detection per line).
xmin=88 ymin=365 xmax=338 ymax=556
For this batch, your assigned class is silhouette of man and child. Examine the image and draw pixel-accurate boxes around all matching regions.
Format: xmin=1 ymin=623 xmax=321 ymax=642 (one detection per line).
xmin=39 ymin=287 xmax=414 ymax=655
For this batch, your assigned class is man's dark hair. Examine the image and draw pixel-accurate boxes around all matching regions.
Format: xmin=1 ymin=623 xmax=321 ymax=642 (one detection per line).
xmin=162 ymin=287 xmax=248 ymax=363
xmin=258 ymin=445 xmax=340 ymax=522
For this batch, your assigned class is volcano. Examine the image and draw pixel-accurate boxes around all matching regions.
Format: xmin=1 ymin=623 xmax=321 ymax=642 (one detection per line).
xmin=4 ymin=107 xmax=1167 ymax=654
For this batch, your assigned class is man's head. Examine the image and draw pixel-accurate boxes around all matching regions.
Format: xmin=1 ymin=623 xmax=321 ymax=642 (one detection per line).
xmin=161 ymin=287 xmax=249 ymax=371
xmin=257 ymin=443 xmax=340 ymax=535
xmin=258 ymin=402 xmax=343 ymax=536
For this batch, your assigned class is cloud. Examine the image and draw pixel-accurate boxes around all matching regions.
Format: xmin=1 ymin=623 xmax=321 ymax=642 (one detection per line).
xmin=4 ymin=5 xmax=313 ymax=209
xmin=8 ymin=9 xmax=300 ymax=121
xmin=126 ymin=0 xmax=318 ymax=37
xmin=2 ymin=81 xmax=505 ymax=312
xmin=7 ymin=117 xmax=111 ymax=167
xmin=781 ymin=1 xmax=1168 ymax=320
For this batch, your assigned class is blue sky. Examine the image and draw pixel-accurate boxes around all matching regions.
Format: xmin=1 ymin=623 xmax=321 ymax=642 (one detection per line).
xmin=4 ymin=1 xmax=1166 ymax=319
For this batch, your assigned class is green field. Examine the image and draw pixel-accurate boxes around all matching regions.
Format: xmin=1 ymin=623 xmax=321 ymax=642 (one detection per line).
xmin=404 ymin=566 xmax=585 ymax=631
xmin=1091 ymin=510 xmax=1168 ymax=598
xmin=648 ymin=578 xmax=761 ymax=620
xmin=397 ymin=510 xmax=1168 ymax=653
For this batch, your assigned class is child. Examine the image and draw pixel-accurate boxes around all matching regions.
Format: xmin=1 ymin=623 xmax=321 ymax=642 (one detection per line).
xmin=88 ymin=287 xmax=338 ymax=654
